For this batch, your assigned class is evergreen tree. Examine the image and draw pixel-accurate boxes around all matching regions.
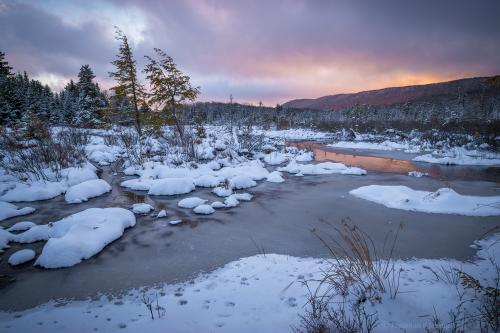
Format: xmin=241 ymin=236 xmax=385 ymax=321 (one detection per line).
xmin=144 ymin=48 xmax=200 ymax=137
xmin=109 ymin=27 xmax=144 ymax=136
xmin=60 ymin=80 xmax=79 ymax=125
xmin=76 ymin=64 xmax=105 ymax=126
xmin=0 ymin=51 xmax=13 ymax=77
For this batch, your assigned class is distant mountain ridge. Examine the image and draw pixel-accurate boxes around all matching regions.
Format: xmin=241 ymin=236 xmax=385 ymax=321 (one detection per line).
xmin=283 ymin=76 xmax=497 ymax=111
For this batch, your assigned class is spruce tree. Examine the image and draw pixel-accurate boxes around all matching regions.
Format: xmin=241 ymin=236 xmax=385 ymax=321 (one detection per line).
xmin=76 ymin=64 xmax=105 ymax=126
xmin=109 ymin=27 xmax=144 ymax=136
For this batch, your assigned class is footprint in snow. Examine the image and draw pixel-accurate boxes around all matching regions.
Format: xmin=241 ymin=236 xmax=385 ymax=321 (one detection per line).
xmin=225 ymin=301 xmax=236 ymax=307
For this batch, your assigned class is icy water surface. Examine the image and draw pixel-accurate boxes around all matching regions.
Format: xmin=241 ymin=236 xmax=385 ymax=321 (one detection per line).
xmin=289 ymin=140 xmax=500 ymax=183
xmin=0 ymin=142 xmax=499 ymax=311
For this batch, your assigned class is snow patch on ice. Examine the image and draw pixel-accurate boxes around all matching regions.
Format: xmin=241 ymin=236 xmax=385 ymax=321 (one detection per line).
xmin=350 ymin=185 xmax=500 ymax=216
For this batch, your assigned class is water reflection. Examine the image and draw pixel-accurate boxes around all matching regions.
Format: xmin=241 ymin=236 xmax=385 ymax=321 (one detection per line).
xmin=289 ymin=141 xmax=500 ymax=182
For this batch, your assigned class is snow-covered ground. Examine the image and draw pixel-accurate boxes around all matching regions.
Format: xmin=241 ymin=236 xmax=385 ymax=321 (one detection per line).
xmin=1 ymin=233 xmax=498 ymax=332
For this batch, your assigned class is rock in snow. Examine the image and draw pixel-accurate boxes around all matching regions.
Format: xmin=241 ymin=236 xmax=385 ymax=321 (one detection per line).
xmin=31 ymin=208 xmax=136 ymax=268
xmin=178 ymin=197 xmax=207 ymax=208
xmin=64 ymin=179 xmax=112 ymax=204
xmin=0 ymin=201 xmax=35 ymax=221
xmin=131 ymin=203 xmax=154 ymax=214
xmin=148 ymin=178 xmax=195 ymax=196
xmin=193 ymin=204 xmax=215 ymax=215
xmin=8 ymin=249 xmax=36 ymax=266
xmin=350 ymin=185 xmax=500 ymax=216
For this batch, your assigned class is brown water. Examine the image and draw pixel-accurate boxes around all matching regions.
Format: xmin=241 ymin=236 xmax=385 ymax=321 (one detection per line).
xmin=289 ymin=141 xmax=500 ymax=183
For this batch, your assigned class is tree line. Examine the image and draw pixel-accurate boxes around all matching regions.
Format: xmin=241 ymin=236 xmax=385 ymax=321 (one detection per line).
xmin=0 ymin=28 xmax=199 ymax=137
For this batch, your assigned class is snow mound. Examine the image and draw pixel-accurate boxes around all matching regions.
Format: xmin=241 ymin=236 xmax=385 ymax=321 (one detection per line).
xmin=230 ymin=175 xmax=257 ymax=189
xmin=35 ymin=208 xmax=136 ymax=268
xmin=0 ymin=181 xmax=67 ymax=202
xmin=263 ymin=152 xmax=287 ymax=165
xmin=194 ymin=175 xmax=224 ymax=187
xmin=413 ymin=147 xmax=500 ymax=166
xmin=131 ymin=203 xmax=154 ymax=214
xmin=7 ymin=221 xmax=37 ymax=232
xmin=295 ymin=151 xmax=314 ymax=162
xmin=8 ymin=249 xmax=36 ymax=266
xmin=350 ymin=185 xmax=500 ymax=216
xmin=328 ymin=140 xmax=413 ymax=151
xmin=211 ymin=201 xmax=226 ymax=209
xmin=266 ymin=171 xmax=285 ymax=183
xmin=193 ymin=204 xmax=215 ymax=215
xmin=212 ymin=186 xmax=232 ymax=197
xmin=157 ymin=210 xmax=167 ymax=218
xmin=0 ymin=201 xmax=35 ymax=221
xmin=178 ymin=197 xmax=207 ymax=209
xmin=279 ymin=160 xmax=366 ymax=176
xmin=148 ymin=178 xmax=195 ymax=196
xmin=0 ymin=228 xmax=14 ymax=252
xmin=65 ymin=179 xmax=111 ymax=204
xmin=120 ymin=178 xmax=154 ymax=191
xmin=224 ymin=193 xmax=253 ymax=207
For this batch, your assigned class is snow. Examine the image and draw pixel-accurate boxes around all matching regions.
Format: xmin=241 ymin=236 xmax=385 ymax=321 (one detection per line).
xmin=408 ymin=171 xmax=428 ymax=178
xmin=350 ymin=185 xmax=500 ymax=216
xmin=212 ymin=186 xmax=232 ymax=197
xmin=294 ymin=151 xmax=314 ymax=162
xmin=85 ymin=142 xmax=122 ymax=166
xmin=0 ymin=201 xmax=35 ymax=221
xmin=224 ymin=193 xmax=253 ymax=207
xmin=193 ymin=204 xmax=215 ymax=215
xmin=229 ymin=175 xmax=257 ymax=189
xmin=263 ymin=152 xmax=287 ymax=165
xmin=328 ymin=140 xmax=417 ymax=152
xmin=266 ymin=171 xmax=285 ymax=183
xmin=33 ymin=208 xmax=136 ymax=268
xmin=413 ymin=147 xmax=500 ymax=166
xmin=0 ymin=228 xmax=14 ymax=252
xmin=211 ymin=201 xmax=226 ymax=209
xmin=64 ymin=179 xmax=111 ymax=204
xmin=2 ymin=233 xmax=498 ymax=332
xmin=7 ymin=221 xmax=37 ymax=232
xmin=178 ymin=197 xmax=207 ymax=209
xmin=279 ymin=160 xmax=366 ymax=176
xmin=0 ymin=181 xmax=67 ymax=202
xmin=8 ymin=249 xmax=36 ymax=266
xmin=131 ymin=203 xmax=154 ymax=214
xmin=120 ymin=178 xmax=154 ymax=191
xmin=0 ymin=164 xmax=98 ymax=202
xmin=168 ymin=219 xmax=184 ymax=225
xmin=194 ymin=174 xmax=224 ymax=187
xmin=157 ymin=210 xmax=167 ymax=218
xmin=148 ymin=178 xmax=195 ymax=196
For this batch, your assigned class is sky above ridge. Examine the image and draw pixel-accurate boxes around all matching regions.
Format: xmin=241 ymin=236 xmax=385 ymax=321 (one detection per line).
xmin=1 ymin=0 xmax=499 ymax=105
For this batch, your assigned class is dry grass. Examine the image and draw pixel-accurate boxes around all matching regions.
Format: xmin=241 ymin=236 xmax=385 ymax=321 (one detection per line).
xmin=295 ymin=221 xmax=403 ymax=333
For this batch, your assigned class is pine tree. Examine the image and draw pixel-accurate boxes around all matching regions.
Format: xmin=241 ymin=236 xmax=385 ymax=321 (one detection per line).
xmin=76 ymin=64 xmax=105 ymax=126
xmin=0 ymin=51 xmax=13 ymax=78
xmin=109 ymin=27 xmax=144 ymax=136
xmin=144 ymin=48 xmax=200 ymax=137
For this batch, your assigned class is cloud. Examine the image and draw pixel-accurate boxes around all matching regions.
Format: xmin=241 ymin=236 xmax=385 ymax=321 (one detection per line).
xmin=1 ymin=0 xmax=499 ymax=104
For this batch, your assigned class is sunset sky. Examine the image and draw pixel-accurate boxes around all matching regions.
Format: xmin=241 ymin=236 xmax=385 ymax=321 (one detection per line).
xmin=1 ymin=0 xmax=499 ymax=105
